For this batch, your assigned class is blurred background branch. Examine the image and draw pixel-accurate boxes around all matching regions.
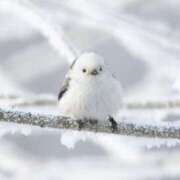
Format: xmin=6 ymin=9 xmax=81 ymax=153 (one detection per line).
xmin=1 ymin=94 xmax=180 ymax=109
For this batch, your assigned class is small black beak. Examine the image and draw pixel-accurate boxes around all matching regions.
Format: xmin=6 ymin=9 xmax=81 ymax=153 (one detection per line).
xmin=91 ymin=69 xmax=98 ymax=75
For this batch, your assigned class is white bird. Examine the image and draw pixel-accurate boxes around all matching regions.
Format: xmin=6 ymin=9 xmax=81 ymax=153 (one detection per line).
xmin=58 ymin=52 xmax=122 ymax=130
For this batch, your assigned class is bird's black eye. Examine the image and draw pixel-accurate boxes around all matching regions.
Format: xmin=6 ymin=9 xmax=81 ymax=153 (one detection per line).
xmin=82 ymin=68 xmax=87 ymax=73
xmin=99 ymin=66 xmax=102 ymax=71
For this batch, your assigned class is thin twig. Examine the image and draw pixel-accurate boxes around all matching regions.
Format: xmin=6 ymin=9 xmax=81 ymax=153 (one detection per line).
xmin=125 ymin=100 xmax=180 ymax=109
xmin=0 ymin=94 xmax=56 ymax=107
xmin=1 ymin=94 xmax=180 ymax=109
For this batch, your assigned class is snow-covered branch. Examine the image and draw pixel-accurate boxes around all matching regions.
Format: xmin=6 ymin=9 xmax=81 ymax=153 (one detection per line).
xmin=0 ymin=108 xmax=180 ymax=139
xmin=125 ymin=100 xmax=180 ymax=109
xmin=0 ymin=94 xmax=56 ymax=107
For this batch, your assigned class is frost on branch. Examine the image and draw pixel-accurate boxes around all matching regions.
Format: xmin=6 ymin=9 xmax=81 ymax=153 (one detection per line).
xmin=0 ymin=108 xmax=180 ymax=139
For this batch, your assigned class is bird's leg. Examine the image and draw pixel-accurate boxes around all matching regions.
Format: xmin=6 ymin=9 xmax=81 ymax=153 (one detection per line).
xmin=107 ymin=116 xmax=118 ymax=133
xmin=77 ymin=119 xmax=84 ymax=130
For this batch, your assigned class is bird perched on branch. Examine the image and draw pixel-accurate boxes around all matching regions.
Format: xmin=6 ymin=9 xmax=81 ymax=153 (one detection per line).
xmin=58 ymin=52 xmax=122 ymax=131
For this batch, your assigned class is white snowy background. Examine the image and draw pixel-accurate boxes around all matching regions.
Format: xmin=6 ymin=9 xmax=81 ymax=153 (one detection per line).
xmin=0 ymin=0 xmax=180 ymax=179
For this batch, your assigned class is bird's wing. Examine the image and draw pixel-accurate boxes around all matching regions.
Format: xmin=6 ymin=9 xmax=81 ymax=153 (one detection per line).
xmin=58 ymin=59 xmax=77 ymax=101
xmin=58 ymin=76 xmax=71 ymax=101
xmin=58 ymin=58 xmax=78 ymax=101
xmin=70 ymin=59 xmax=77 ymax=69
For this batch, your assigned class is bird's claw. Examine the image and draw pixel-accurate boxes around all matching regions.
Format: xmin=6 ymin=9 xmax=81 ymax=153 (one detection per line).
xmin=107 ymin=116 xmax=118 ymax=133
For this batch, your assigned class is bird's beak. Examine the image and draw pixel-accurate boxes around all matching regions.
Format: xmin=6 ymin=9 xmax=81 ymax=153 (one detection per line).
xmin=90 ymin=69 xmax=98 ymax=75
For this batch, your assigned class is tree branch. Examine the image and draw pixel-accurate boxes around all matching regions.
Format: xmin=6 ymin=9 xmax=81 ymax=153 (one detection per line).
xmin=0 ymin=94 xmax=56 ymax=106
xmin=0 ymin=108 xmax=180 ymax=139
xmin=1 ymin=94 xmax=180 ymax=109
xmin=125 ymin=100 xmax=180 ymax=109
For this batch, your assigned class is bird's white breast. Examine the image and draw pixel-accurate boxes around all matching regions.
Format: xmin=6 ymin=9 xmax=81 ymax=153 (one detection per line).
xmin=58 ymin=75 xmax=122 ymax=120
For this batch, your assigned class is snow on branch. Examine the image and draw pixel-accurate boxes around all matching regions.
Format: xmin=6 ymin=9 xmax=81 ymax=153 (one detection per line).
xmin=0 ymin=108 xmax=180 ymax=139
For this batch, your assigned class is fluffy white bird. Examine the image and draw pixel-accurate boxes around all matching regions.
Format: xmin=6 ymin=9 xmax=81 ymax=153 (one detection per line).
xmin=58 ymin=52 xmax=122 ymax=129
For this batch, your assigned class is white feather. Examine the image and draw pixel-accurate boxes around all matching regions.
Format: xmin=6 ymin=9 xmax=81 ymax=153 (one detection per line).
xmin=58 ymin=52 xmax=122 ymax=120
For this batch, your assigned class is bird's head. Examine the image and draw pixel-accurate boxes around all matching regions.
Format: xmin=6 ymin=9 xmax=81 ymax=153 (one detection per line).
xmin=70 ymin=52 xmax=106 ymax=80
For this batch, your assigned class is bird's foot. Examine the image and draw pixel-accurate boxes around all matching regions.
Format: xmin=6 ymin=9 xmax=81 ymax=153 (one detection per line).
xmin=107 ymin=116 xmax=118 ymax=133
xmin=77 ymin=119 xmax=84 ymax=130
